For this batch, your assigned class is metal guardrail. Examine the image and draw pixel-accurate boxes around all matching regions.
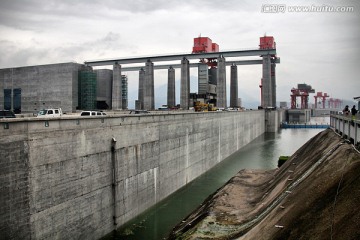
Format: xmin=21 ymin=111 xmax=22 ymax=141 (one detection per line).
xmin=281 ymin=123 xmax=329 ymax=129
xmin=330 ymin=113 xmax=360 ymax=147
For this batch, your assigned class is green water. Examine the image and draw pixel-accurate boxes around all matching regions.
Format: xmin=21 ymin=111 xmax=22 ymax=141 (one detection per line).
xmin=105 ymin=128 xmax=325 ymax=240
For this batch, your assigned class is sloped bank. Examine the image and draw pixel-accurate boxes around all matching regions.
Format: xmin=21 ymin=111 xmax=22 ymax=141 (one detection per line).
xmin=168 ymin=128 xmax=360 ymax=239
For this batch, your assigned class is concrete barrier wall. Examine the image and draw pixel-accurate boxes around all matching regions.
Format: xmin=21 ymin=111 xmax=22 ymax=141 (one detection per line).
xmin=265 ymin=109 xmax=284 ymax=132
xmin=331 ymin=114 xmax=360 ymax=145
xmin=0 ymin=111 xmax=265 ymax=239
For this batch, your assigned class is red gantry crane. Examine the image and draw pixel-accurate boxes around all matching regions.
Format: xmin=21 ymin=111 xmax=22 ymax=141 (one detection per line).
xmin=290 ymin=84 xmax=315 ymax=109
xmin=192 ymin=36 xmax=219 ymax=67
xmin=334 ymin=98 xmax=342 ymax=108
xmin=314 ymin=92 xmax=330 ymax=109
xmin=328 ymin=98 xmax=342 ymax=109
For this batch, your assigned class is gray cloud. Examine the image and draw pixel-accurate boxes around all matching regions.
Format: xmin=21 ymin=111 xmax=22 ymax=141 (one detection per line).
xmin=0 ymin=31 xmax=134 ymax=67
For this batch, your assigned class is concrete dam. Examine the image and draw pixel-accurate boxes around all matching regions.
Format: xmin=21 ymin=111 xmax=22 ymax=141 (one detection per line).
xmin=0 ymin=110 xmax=280 ymax=239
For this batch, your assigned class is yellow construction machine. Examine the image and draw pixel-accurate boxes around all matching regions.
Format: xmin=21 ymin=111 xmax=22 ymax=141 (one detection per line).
xmin=194 ymin=101 xmax=217 ymax=112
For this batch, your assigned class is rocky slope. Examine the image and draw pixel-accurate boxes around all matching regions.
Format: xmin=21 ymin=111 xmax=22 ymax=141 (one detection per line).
xmin=168 ymin=129 xmax=360 ymax=240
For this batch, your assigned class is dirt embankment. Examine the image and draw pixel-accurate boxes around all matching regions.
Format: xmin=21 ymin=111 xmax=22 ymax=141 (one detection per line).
xmin=168 ymin=129 xmax=360 ymax=240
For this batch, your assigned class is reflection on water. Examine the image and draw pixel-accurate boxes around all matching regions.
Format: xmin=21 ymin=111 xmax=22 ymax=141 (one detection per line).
xmin=106 ymin=126 xmax=326 ymax=240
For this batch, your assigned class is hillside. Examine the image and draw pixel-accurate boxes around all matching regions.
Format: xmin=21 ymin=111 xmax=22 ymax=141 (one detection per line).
xmin=168 ymin=129 xmax=360 ymax=239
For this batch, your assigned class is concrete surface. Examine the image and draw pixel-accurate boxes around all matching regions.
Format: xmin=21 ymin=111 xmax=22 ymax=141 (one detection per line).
xmin=216 ymin=57 xmax=226 ymax=109
xmin=0 ymin=110 xmax=265 ymax=239
xmin=167 ymin=67 xmax=176 ymax=108
xmin=180 ymin=59 xmax=190 ymax=110
xmin=95 ymin=69 xmax=113 ymax=109
xmin=230 ymin=65 xmax=238 ymax=108
xmin=112 ymin=63 xmax=122 ymax=110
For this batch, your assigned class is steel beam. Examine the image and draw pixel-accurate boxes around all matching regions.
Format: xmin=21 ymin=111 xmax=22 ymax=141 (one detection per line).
xmin=120 ymin=58 xmax=280 ymax=72
xmin=85 ymin=49 xmax=277 ymax=66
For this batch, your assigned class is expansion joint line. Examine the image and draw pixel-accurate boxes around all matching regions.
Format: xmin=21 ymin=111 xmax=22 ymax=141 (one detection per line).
xmin=111 ymin=138 xmax=118 ymax=227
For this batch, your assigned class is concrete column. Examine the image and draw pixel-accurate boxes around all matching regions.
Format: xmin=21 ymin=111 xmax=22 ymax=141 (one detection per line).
xmin=167 ymin=66 xmax=176 ymax=108
xmin=144 ymin=60 xmax=154 ymax=110
xmin=261 ymin=55 xmax=272 ymax=108
xmin=271 ymin=61 xmax=276 ymax=108
xmin=138 ymin=68 xmax=145 ymax=110
xmin=230 ymin=64 xmax=238 ymax=108
xmin=180 ymin=58 xmax=190 ymax=109
xmin=112 ymin=63 xmax=122 ymax=110
xmin=217 ymin=56 xmax=226 ymax=108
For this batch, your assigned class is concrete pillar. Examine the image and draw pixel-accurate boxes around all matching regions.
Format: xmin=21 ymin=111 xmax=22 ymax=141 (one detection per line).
xmin=167 ymin=66 xmax=176 ymax=108
xmin=144 ymin=60 xmax=154 ymax=110
xmin=180 ymin=58 xmax=190 ymax=109
xmin=138 ymin=68 xmax=145 ymax=110
xmin=112 ymin=63 xmax=122 ymax=110
xmin=261 ymin=55 xmax=272 ymax=108
xmin=271 ymin=61 xmax=276 ymax=108
xmin=217 ymin=56 xmax=226 ymax=108
xmin=95 ymin=69 xmax=113 ymax=109
xmin=230 ymin=64 xmax=238 ymax=108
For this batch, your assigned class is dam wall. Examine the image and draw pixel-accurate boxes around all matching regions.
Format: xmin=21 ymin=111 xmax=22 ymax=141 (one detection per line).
xmin=0 ymin=110 xmax=265 ymax=239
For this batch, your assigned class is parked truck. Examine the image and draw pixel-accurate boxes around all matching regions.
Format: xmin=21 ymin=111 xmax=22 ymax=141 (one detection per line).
xmin=36 ymin=108 xmax=63 ymax=117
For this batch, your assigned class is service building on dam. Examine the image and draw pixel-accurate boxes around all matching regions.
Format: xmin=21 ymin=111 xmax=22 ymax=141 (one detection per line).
xmin=0 ymin=36 xmax=284 ymax=239
xmin=0 ymin=63 xmax=128 ymax=113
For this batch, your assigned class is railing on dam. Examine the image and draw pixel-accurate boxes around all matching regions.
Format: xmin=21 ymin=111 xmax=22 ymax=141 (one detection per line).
xmin=330 ymin=112 xmax=360 ymax=147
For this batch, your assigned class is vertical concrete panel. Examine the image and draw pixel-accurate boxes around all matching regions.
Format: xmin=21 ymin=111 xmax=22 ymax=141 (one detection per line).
xmin=217 ymin=56 xmax=226 ymax=108
xmin=72 ymin=68 xmax=79 ymax=112
xmin=180 ymin=58 xmax=190 ymax=109
xmin=0 ymin=138 xmax=31 ymax=239
xmin=144 ymin=61 xmax=154 ymax=110
xmin=138 ymin=68 xmax=145 ymax=110
xmin=95 ymin=69 xmax=113 ymax=109
xmin=265 ymin=110 xmax=279 ymax=132
xmin=167 ymin=67 xmax=176 ymax=108
xmin=198 ymin=63 xmax=209 ymax=94
xmin=230 ymin=64 xmax=238 ymax=108
xmin=112 ymin=63 xmax=122 ymax=110
xmin=271 ymin=62 xmax=276 ymax=107
xmin=262 ymin=55 xmax=272 ymax=108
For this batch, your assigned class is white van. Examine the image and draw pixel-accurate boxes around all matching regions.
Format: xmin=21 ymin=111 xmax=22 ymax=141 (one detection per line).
xmin=37 ymin=108 xmax=63 ymax=117
xmin=80 ymin=111 xmax=106 ymax=116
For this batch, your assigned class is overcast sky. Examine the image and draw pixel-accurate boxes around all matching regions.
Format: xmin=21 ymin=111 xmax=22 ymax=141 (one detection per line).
xmin=0 ymin=0 xmax=359 ymax=108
